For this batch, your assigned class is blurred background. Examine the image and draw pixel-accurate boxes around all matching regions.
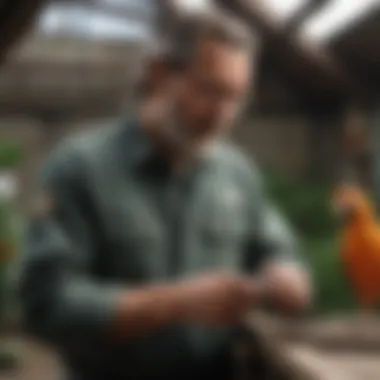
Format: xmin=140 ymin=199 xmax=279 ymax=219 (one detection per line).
xmin=0 ymin=0 xmax=380 ymax=378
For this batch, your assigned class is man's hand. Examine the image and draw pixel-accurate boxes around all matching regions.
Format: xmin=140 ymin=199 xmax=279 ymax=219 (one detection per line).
xmin=113 ymin=266 xmax=309 ymax=339
xmin=258 ymin=262 xmax=311 ymax=314
xmin=114 ymin=272 xmax=264 ymax=338
xmin=176 ymin=273 xmax=263 ymax=326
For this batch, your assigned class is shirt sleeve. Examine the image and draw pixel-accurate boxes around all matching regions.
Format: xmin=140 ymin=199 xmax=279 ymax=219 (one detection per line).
xmin=243 ymin=166 xmax=306 ymax=273
xmin=19 ymin=141 xmax=124 ymax=344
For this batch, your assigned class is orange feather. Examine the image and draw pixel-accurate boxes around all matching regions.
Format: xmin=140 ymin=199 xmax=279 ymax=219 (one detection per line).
xmin=334 ymin=186 xmax=380 ymax=309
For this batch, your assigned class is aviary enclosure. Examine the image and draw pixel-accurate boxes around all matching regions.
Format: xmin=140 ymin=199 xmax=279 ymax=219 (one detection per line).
xmin=1 ymin=1 xmax=380 ymax=379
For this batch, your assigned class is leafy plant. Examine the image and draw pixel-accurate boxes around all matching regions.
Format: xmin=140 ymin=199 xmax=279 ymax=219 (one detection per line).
xmin=263 ymin=170 xmax=355 ymax=314
xmin=263 ymin=170 xmax=337 ymax=237
xmin=303 ymin=236 xmax=355 ymax=313
xmin=0 ymin=141 xmax=24 ymax=263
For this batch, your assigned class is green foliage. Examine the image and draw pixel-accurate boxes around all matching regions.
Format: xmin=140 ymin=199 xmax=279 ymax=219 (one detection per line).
xmin=0 ymin=200 xmax=11 ymax=241
xmin=263 ymin=170 xmax=336 ymax=237
xmin=0 ymin=141 xmax=24 ymax=169
xmin=0 ymin=141 xmax=24 ymax=264
xmin=0 ymin=200 xmax=17 ymax=242
xmin=303 ymin=235 xmax=355 ymax=314
xmin=0 ymin=199 xmax=19 ymax=275
xmin=263 ymin=170 xmax=356 ymax=314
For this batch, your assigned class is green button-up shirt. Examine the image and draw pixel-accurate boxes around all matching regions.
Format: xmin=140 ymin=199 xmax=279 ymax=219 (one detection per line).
xmin=20 ymin=116 xmax=302 ymax=380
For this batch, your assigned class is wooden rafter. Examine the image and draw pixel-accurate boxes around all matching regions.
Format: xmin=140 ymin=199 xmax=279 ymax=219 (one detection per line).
xmin=214 ymin=0 xmax=362 ymax=102
xmin=0 ymin=0 xmax=48 ymax=65
xmin=285 ymin=0 xmax=331 ymax=34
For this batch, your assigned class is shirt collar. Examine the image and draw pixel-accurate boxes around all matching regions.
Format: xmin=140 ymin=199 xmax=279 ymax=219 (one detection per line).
xmin=121 ymin=112 xmax=220 ymax=177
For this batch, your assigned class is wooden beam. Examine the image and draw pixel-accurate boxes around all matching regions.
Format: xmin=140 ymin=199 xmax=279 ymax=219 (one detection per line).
xmin=285 ymin=0 xmax=331 ymax=34
xmin=215 ymin=0 xmax=360 ymax=100
xmin=247 ymin=313 xmax=380 ymax=352
xmin=0 ymin=102 xmax=123 ymax=119
xmin=369 ymin=102 xmax=380 ymax=212
xmin=0 ymin=0 xmax=48 ymax=65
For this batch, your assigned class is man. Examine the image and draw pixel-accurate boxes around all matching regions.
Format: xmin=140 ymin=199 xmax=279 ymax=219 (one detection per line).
xmin=20 ymin=12 xmax=310 ymax=380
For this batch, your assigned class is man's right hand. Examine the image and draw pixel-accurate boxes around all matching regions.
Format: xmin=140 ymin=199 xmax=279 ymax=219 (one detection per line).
xmin=175 ymin=273 xmax=263 ymax=326
xmin=114 ymin=273 xmax=264 ymax=339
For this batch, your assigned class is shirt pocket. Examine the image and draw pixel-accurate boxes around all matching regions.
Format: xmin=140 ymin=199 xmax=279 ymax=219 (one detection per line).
xmin=200 ymin=200 xmax=248 ymax=269
xmin=202 ymin=214 xmax=246 ymax=248
xmin=201 ymin=187 xmax=248 ymax=241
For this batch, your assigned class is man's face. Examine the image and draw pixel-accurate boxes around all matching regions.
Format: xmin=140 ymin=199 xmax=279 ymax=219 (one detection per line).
xmin=163 ymin=39 xmax=251 ymax=153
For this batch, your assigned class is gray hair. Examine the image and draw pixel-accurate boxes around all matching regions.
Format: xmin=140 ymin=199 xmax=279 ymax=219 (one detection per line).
xmin=158 ymin=11 xmax=255 ymax=70
xmin=137 ymin=10 xmax=257 ymax=96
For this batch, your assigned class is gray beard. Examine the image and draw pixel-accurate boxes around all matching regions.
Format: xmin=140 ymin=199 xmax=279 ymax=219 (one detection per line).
xmin=162 ymin=114 xmax=226 ymax=160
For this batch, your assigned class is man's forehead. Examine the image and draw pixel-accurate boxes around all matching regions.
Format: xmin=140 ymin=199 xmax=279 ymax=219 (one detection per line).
xmin=197 ymin=38 xmax=251 ymax=62
xmin=192 ymin=39 xmax=252 ymax=88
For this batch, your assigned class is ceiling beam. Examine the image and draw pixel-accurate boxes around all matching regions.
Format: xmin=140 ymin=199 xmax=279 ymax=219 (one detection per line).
xmin=214 ymin=0 xmax=362 ymax=101
xmin=0 ymin=0 xmax=48 ymax=65
xmin=285 ymin=0 xmax=331 ymax=34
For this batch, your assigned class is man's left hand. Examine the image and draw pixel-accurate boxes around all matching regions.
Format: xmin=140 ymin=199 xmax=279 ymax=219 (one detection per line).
xmin=258 ymin=262 xmax=311 ymax=314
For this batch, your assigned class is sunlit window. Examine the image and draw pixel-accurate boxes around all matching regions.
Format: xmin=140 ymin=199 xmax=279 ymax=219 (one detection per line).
xmin=303 ymin=0 xmax=379 ymax=41
xmin=38 ymin=0 xmax=155 ymax=42
xmin=265 ymin=0 xmax=379 ymax=41
xmin=262 ymin=0 xmax=307 ymax=19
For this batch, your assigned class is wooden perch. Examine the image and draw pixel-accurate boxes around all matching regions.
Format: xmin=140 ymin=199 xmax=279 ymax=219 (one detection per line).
xmin=246 ymin=313 xmax=380 ymax=352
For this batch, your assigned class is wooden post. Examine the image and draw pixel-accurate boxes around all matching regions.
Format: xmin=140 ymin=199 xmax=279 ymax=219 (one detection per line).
xmin=214 ymin=0 xmax=358 ymax=100
xmin=0 ymin=0 xmax=47 ymax=65
xmin=370 ymin=100 xmax=380 ymax=213
xmin=340 ymin=104 xmax=369 ymax=186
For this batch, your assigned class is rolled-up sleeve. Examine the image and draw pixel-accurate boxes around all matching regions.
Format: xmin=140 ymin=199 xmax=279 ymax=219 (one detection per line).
xmin=254 ymin=200 xmax=302 ymax=266
xmin=19 ymin=142 xmax=124 ymax=344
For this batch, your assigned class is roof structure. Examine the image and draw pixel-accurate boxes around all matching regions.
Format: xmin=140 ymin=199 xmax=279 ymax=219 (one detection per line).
xmin=0 ymin=36 xmax=145 ymax=117
xmin=215 ymin=0 xmax=363 ymax=107
xmin=0 ymin=0 xmax=47 ymax=65
xmin=0 ymin=0 xmax=379 ymax=116
xmin=329 ymin=7 xmax=380 ymax=92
